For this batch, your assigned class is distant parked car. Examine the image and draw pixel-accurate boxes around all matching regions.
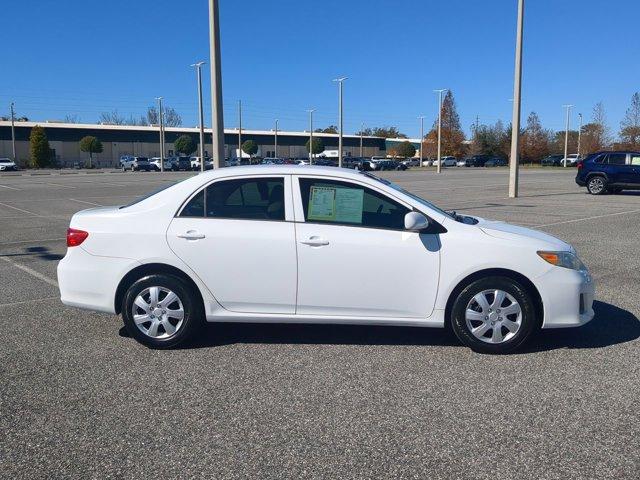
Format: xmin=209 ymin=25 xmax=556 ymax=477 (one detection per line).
xmin=122 ymin=156 xmax=150 ymax=172
xmin=433 ymin=156 xmax=457 ymax=167
xmin=485 ymin=158 xmax=507 ymax=167
xmin=377 ymin=160 xmax=407 ymax=171
xmin=150 ymin=157 xmax=174 ymax=171
xmin=541 ymin=154 xmax=564 ymax=166
xmin=560 ymin=154 xmax=580 ymax=167
xmin=402 ymin=158 xmax=420 ymax=167
xmin=575 ymin=151 xmax=640 ymax=195
xmin=0 ymin=157 xmax=17 ymax=171
xmin=190 ymin=157 xmax=213 ymax=171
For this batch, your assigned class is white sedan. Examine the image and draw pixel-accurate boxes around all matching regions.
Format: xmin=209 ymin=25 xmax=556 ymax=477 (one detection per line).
xmin=432 ymin=156 xmax=457 ymax=167
xmin=58 ymin=166 xmax=595 ymax=353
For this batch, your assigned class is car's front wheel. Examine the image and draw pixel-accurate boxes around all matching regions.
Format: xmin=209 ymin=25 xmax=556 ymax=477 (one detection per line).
xmin=122 ymin=274 xmax=203 ymax=349
xmin=586 ymin=175 xmax=607 ymax=195
xmin=450 ymin=276 xmax=537 ymax=354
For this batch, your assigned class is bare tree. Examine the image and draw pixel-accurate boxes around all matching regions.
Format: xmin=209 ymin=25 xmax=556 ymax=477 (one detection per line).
xmin=581 ymin=102 xmax=611 ymax=153
xmin=619 ymin=92 xmax=640 ymax=150
xmin=98 ymin=110 xmax=127 ymax=125
xmin=63 ymin=114 xmax=80 ymax=123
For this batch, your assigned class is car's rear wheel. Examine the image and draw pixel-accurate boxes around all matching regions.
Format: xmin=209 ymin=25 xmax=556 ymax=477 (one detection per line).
xmin=450 ymin=276 xmax=537 ymax=354
xmin=122 ymin=274 xmax=203 ymax=349
xmin=586 ymin=175 xmax=607 ymax=195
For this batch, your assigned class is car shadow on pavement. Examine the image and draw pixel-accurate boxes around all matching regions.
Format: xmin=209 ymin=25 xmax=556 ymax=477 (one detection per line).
xmin=0 ymin=246 xmax=63 ymax=261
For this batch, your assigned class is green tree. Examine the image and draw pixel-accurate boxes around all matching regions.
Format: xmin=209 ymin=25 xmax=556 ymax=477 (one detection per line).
xmin=79 ymin=136 xmax=103 ymax=168
xmin=430 ymin=90 xmax=466 ymax=158
xmin=619 ymin=92 xmax=640 ymax=150
xmin=305 ymin=137 xmax=324 ymax=155
xmin=174 ymin=135 xmax=196 ymax=156
xmin=315 ymin=125 xmax=338 ymax=134
xmin=29 ymin=125 xmax=51 ymax=168
xmin=393 ymin=141 xmax=416 ymax=158
xmin=242 ymin=139 xmax=258 ymax=156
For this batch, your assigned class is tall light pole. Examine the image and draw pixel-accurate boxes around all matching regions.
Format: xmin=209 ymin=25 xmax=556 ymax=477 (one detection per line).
xmin=360 ymin=122 xmax=364 ymax=158
xmin=434 ymin=89 xmax=447 ymax=174
xmin=418 ymin=116 xmax=425 ymax=168
xmin=237 ymin=100 xmax=242 ymax=163
xmin=563 ymin=104 xmax=574 ymax=168
xmin=307 ymin=109 xmax=315 ymax=164
xmin=577 ymin=112 xmax=583 ymax=159
xmin=508 ymin=0 xmax=524 ymax=198
xmin=274 ymin=119 xmax=278 ymax=158
xmin=208 ymin=0 xmax=225 ymax=168
xmin=333 ymin=77 xmax=347 ymax=167
xmin=156 ymin=97 xmax=165 ymax=172
xmin=191 ymin=61 xmax=207 ymax=172
xmin=10 ymin=102 xmax=16 ymax=163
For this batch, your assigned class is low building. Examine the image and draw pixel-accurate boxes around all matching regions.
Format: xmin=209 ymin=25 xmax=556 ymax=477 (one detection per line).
xmin=0 ymin=121 xmax=389 ymax=168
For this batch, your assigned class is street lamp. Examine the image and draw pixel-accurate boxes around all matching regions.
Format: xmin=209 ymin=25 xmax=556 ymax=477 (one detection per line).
xmin=307 ymin=109 xmax=315 ymax=164
xmin=155 ymin=96 xmax=165 ymax=172
xmin=434 ymin=89 xmax=447 ymax=174
xmin=274 ymin=119 xmax=278 ymax=159
xmin=418 ymin=116 xmax=425 ymax=168
xmin=333 ymin=77 xmax=347 ymax=167
xmin=191 ymin=61 xmax=207 ymax=172
xmin=563 ymin=104 xmax=574 ymax=167
xmin=208 ymin=0 xmax=224 ymax=168
xmin=577 ymin=112 xmax=583 ymax=159
xmin=237 ymin=100 xmax=242 ymax=163
xmin=360 ymin=122 xmax=364 ymax=158
xmin=10 ymin=102 xmax=16 ymax=163
xmin=508 ymin=0 xmax=524 ymax=197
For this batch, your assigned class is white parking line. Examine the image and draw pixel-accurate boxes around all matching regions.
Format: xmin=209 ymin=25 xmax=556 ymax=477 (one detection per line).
xmin=45 ymin=182 xmax=76 ymax=189
xmin=537 ymin=208 xmax=640 ymax=227
xmin=0 ymin=201 xmax=38 ymax=215
xmin=0 ymin=184 xmax=20 ymax=191
xmin=0 ymin=296 xmax=59 ymax=308
xmin=0 ymin=256 xmax=59 ymax=288
xmin=69 ymin=198 xmax=103 ymax=207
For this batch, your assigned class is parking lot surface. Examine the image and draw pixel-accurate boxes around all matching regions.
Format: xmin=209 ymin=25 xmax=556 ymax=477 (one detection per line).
xmin=1 ymin=168 xmax=639 ymax=479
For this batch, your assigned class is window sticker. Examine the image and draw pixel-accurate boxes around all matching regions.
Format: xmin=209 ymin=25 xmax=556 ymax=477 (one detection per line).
xmin=334 ymin=187 xmax=364 ymax=223
xmin=308 ymin=186 xmax=336 ymax=220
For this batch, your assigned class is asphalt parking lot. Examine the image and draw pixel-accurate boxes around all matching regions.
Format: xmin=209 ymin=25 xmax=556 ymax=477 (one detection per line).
xmin=1 ymin=167 xmax=639 ymax=479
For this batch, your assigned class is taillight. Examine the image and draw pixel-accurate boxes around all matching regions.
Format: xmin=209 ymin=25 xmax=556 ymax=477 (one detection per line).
xmin=67 ymin=228 xmax=89 ymax=247
xmin=577 ymin=161 xmax=583 ymax=169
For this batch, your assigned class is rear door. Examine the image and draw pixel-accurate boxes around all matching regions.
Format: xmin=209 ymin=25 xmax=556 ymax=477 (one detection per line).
xmin=605 ymin=153 xmax=632 ymax=185
xmin=167 ymin=175 xmax=297 ymax=314
xmin=627 ymin=153 xmax=640 ymax=185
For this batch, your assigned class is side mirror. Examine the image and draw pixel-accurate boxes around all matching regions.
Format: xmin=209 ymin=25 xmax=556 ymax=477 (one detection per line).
xmin=404 ymin=211 xmax=430 ymax=232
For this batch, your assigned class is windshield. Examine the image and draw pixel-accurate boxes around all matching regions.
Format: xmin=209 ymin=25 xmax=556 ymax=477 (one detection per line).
xmin=0 ymin=159 xmax=12 ymax=163
xmin=361 ymin=172 xmax=453 ymax=219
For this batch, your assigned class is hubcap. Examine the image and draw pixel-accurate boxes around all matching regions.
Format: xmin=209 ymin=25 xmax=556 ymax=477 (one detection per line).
xmin=131 ymin=286 xmax=184 ymax=339
xmin=465 ymin=289 xmax=522 ymax=344
xmin=589 ymin=178 xmax=604 ymax=193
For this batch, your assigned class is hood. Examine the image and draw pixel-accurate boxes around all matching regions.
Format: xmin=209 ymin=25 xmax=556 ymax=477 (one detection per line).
xmin=474 ymin=217 xmax=572 ymax=252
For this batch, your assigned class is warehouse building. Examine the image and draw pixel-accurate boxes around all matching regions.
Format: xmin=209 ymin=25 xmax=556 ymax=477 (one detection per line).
xmin=0 ymin=121 xmax=417 ymax=168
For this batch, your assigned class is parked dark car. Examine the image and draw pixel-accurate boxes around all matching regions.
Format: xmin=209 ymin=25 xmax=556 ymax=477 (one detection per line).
xmin=485 ymin=158 xmax=507 ymax=167
xmin=575 ymin=151 xmax=640 ymax=195
xmin=377 ymin=160 xmax=407 ymax=171
xmin=354 ymin=159 xmax=374 ymax=171
xmin=470 ymin=155 xmax=490 ymax=167
xmin=541 ymin=154 xmax=564 ymax=166
xmin=173 ymin=157 xmax=192 ymax=171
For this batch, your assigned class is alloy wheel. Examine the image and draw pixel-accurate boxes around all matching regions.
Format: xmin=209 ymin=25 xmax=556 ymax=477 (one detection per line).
xmin=131 ymin=286 xmax=185 ymax=339
xmin=588 ymin=177 xmax=604 ymax=194
xmin=465 ymin=289 xmax=522 ymax=344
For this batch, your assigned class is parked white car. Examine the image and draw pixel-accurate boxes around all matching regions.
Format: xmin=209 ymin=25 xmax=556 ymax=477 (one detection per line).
xmin=0 ymin=157 xmax=17 ymax=171
xmin=58 ymin=166 xmax=594 ymax=354
xmin=561 ymin=154 xmax=580 ymax=167
xmin=433 ymin=156 xmax=457 ymax=167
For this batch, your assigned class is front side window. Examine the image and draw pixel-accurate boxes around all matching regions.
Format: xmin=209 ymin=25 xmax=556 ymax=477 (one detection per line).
xmin=179 ymin=177 xmax=285 ymax=220
xmin=299 ymin=178 xmax=409 ymax=230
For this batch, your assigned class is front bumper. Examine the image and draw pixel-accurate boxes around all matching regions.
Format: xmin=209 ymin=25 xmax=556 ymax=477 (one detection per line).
xmin=536 ymin=267 xmax=595 ymax=328
xmin=57 ymin=246 xmax=138 ymax=314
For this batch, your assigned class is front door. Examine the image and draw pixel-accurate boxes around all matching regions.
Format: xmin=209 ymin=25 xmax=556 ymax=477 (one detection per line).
xmin=293 ymin=176 xmax=440 ymax=318
xmin=167 ymin=175 xmax=297 ymax=314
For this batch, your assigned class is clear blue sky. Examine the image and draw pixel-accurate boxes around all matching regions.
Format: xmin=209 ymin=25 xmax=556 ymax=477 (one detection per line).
xmin=1 ymin=0 xmax=638 ymax=138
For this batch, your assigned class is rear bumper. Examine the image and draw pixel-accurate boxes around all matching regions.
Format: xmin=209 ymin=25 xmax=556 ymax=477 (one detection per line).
xmin=575 ymin=177 xmax=586 ymax=186
xmin=536 ymin=267 xmax=595 ymax=328
xmin=57 ymin=246 xmax=138 ymax=314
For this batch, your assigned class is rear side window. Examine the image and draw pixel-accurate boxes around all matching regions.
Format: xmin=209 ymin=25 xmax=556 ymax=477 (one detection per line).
xmin=179 ymin=177 xmax=285 ymax=220
xmin=606 ymin=153 xmax=627 ymax=165
xmin=631 ymin=155 xmax=640 ymax=165
xmin=299 ymin=178 xmax=409 ymax=230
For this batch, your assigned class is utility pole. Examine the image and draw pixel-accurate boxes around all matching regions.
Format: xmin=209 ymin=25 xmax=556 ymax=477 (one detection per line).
xmin=10 ymin=102 xmax=16 ymax=163
xmin=208 ymin=0 xmax=225 ymax=168
xmin=360 ymin=122 xmax=364 ymax=158
xmin=563 ymin=104 xmax=574 ymax=168
xmin=307 ymin=109 xmax=315 ymax=165
xmin=333 ymin=77 xmax=347 ymax=167
xmin=577 ymin=112 xmax=583 ymax=159
xmin=191 ymin=61 xmax=207 ymax=172
xmin=238 ymin=100 xmax=242 ymax=163
xmin=434 ymin=89 xmax=447 ymax=174
xmin=418 ymin=116 xmax=425 ymax=167
xmin=156 ymin=97 xmax=165 ymax=172
xmin=508 ymin=0 xmax=524 ymax=198
xmin=274 ymin=119 xmax=278 ymax=158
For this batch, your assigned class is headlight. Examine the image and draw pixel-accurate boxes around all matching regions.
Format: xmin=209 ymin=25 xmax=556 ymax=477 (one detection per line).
xmin=537 ymin=251 xmax=587 ymax=271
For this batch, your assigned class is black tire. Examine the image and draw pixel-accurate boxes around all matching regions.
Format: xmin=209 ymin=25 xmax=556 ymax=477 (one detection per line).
xmin=586 ymin=175 xmax=607 ymax=195
xmin=122 ymin=274 xmax=203 ymax=349
xmin=450 ymin=276 xmax=537 ymax=354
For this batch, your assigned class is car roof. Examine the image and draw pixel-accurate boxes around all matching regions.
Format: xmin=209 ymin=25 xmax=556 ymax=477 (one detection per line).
xmin=194 ymin=164 xmax=368 ymax=179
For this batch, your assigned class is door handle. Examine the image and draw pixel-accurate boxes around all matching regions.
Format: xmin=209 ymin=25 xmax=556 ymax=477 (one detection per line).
xmin=177 ymin=230 xmax=206 ymax=240
xmin=301 ymin=236 xmax=329 ymax=247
